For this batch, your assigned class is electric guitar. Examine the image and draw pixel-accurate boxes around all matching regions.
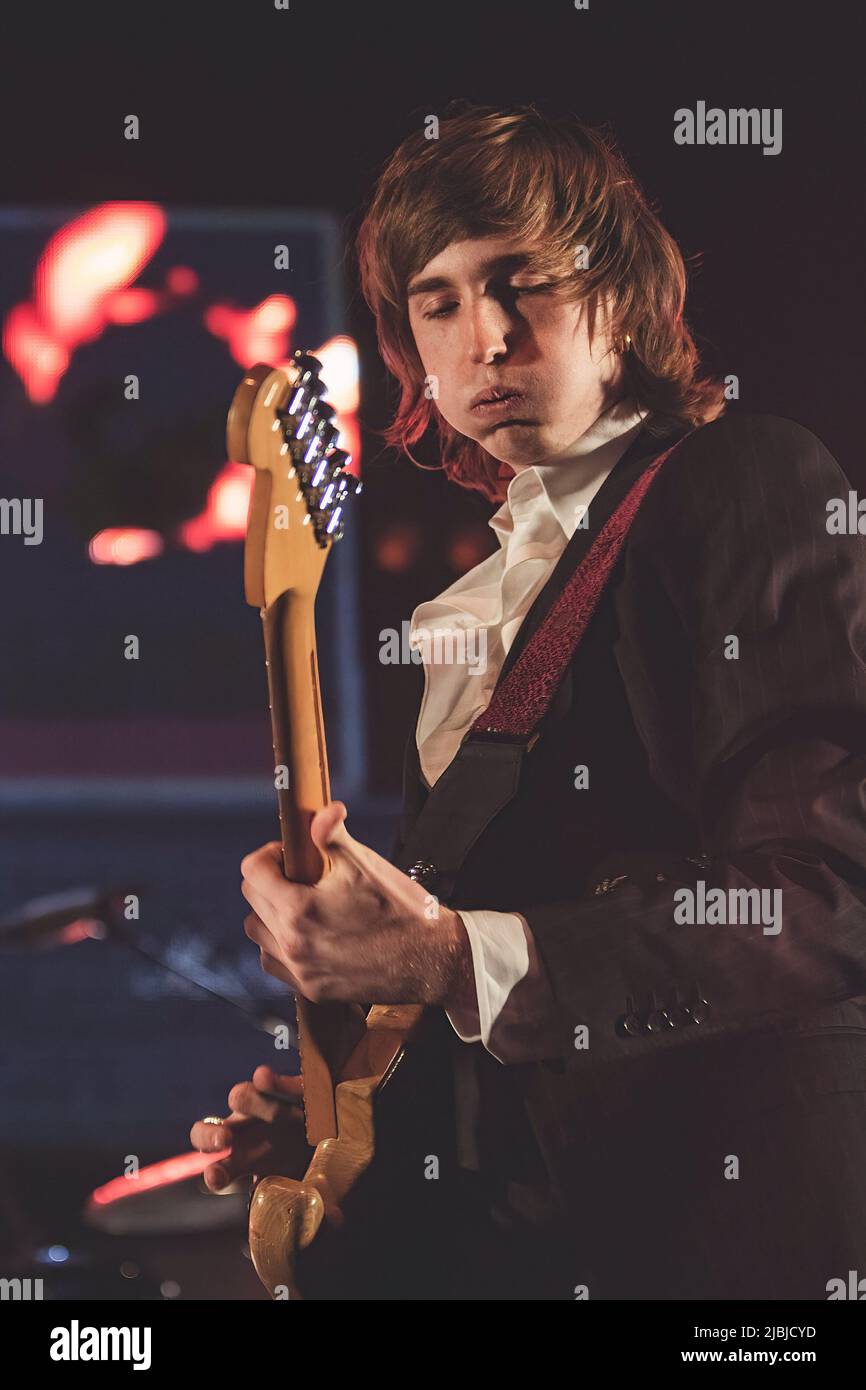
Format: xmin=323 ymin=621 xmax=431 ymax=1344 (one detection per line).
xmin=226 ymin=356 xmax=423 ymax=1298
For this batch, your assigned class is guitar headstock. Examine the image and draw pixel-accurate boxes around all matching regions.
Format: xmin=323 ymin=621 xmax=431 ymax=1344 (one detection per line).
xmin=227 ymin=353 xmax=361 ymax=607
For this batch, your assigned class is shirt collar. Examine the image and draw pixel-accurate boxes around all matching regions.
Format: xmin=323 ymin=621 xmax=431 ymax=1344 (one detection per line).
xmin=489 ymin=397 xmax=650 ymax=545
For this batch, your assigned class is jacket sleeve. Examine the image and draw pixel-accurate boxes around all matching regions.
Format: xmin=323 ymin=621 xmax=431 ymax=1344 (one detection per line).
xmin=445 ymin=909 xmax=562 ymax=1062
xmin=523 ymin=414 xmax=866 ymax=1068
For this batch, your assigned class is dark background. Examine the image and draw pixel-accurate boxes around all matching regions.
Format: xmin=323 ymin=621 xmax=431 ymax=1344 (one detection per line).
xmin=4 ymin=0 xmax=864 ymax=790
xmin=0 ymin=0 xmax=863 ymax=1298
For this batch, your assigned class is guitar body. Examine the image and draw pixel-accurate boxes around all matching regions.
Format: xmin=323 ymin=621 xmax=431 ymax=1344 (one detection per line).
xmin=248 ymin=1002 xmax=419 ymax=1297
xmin=227 ymin=360 xmax=424 ymax=1297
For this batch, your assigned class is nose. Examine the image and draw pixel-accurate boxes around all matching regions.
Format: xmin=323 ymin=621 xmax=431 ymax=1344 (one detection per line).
xmin=467 ymin=295 xmax=510 ymax=365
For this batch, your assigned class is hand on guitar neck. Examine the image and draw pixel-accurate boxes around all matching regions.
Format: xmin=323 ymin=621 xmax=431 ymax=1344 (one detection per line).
xmin=190 ymin=799 xmax=476 ymax=1212
xmin=190 ymin=1066 xmax=312 ymax=1194
xmin=240 ymin=799 xmax=476 ymax=1013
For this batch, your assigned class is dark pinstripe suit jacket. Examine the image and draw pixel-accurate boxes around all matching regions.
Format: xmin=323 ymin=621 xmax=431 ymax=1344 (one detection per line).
xmin=312 ymin=411 xmax=866 ymax=1300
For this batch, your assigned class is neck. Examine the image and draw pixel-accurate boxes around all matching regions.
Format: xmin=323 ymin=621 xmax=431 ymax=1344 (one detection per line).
xmin=505 ymin=393 xmax=642 ymax=477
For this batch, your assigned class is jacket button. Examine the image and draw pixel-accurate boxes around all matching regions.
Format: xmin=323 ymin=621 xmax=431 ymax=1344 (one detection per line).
xmin=686 ymin=998 xmax=712 ymax=1026
xmin=618 ymin=1012 xmax=646 ymax=1038
xmin=646 ymin=1008 xmax=671 ymax=1032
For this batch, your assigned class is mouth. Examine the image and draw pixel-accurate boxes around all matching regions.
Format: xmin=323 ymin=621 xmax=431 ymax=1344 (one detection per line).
xmin=470 ymin=387 xmax=526 ymax=416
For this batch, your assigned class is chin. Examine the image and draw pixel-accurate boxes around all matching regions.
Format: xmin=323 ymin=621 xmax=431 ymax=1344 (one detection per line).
xmin=480 ymin=424 xmax=551 ymax=469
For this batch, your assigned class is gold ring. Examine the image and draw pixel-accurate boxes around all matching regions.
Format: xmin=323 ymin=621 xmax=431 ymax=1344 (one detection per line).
xmin=201 ymin=1115 xmax=226 ymax=1126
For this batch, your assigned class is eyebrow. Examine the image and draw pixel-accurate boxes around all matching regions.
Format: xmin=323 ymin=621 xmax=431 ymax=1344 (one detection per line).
xmin=406 ymin=252 xmax=534 ymax=297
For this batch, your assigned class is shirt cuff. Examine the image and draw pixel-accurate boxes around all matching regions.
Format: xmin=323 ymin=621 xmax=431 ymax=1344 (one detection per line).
xmin=445 ymin=909 xmax=558 ymax=1063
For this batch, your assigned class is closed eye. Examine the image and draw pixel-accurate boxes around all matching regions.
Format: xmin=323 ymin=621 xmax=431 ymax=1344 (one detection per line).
xmin=423 ymin=302 xmax=459 ymax=320
xmin=422 ymin=281 xmax=557 ymax=321
xmin=510 ymin=282 xmax=556 ymax=293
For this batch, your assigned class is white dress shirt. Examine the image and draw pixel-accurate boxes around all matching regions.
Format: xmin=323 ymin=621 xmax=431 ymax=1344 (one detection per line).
xmin=408 ymin=397 xmax=649 ymax=1062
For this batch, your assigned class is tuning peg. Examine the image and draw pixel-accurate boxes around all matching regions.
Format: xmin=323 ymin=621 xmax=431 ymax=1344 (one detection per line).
xmin=325 ymin=506 xmax=345 ymax=539
xmin=325 ymin=448 xmax=359 ymax=483
xmin=293 ymin=351 xmax=323 ymax=375
xmin=280 ymin=388 xmax=309 ymax=421
xmin=302 ymin=433 xmax=327 ymax=468
xmin=326 ymin=447 xmax=348 ymax=471
xmin=292 ymin=409 xmax=315 ymax=441
xmin=309 ymin=454 xmax=330 ymax=487
xmin=311 ymin=418 xmax=339 ymax=454
xmin=335 ymin=474 xmax=360 ymax=501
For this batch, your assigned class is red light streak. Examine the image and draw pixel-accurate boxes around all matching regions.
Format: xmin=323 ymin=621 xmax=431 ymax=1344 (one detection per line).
xmin=2 ymin=302 xmax=70 ymax=405
xmin=57 ymin=918 xmax=104 ymax=945
xmin=104 ymin=287 xmax=161 ymax=325
xmin=36 ymin=203 xmax=167 ymax=345
xmin=89 ymin=529 xmax=165 ymax=566
xmin=2 ymin=202 xmax=203 ymax=402
xmin=204 ymin=293 xmax=297 ymax=366
xmin=88 ymin=1150 xmax=230 ymax=1206
xmin=177 ymin=461 xmax=253 ymax=551
xmin=1 ymin=202 xmax=362 ymax=560
xmin=165 ymin=265 xmax=198 ymax=295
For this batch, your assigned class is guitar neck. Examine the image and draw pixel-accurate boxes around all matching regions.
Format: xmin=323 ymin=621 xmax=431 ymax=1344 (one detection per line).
xmin=262 ymin=593 xmax=330 ymax=882
xmin=261 ymin=593 xmax=364 ymax=1144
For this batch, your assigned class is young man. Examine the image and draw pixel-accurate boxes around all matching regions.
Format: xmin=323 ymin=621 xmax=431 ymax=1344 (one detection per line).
xmin=192 ymin=104 xmax=866 ymax=1300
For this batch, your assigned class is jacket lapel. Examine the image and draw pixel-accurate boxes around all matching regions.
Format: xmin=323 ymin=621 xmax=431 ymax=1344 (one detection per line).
xmin=395 ymin=420 xmax=689 ymax=845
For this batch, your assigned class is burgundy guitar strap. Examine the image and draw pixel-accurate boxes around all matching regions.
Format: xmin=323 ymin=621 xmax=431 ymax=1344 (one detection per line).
xmin=395 ymin=434 xmax=692 ymax=898
xmin=470 ymin=435 xmax=690 ymax=742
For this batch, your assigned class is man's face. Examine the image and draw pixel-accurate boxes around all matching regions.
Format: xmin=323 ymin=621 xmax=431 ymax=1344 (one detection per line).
xmin=406 ymin=235 xmax=625 ymax=471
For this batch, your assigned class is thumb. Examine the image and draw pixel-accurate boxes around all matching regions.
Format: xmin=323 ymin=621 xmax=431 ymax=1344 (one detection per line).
xmin=309 ymin=801 xmax=350 ymax=854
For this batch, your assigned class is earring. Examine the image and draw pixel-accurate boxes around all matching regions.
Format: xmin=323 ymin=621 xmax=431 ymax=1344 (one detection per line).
xmin=619 ymin=332 xmax=632 ymax=354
